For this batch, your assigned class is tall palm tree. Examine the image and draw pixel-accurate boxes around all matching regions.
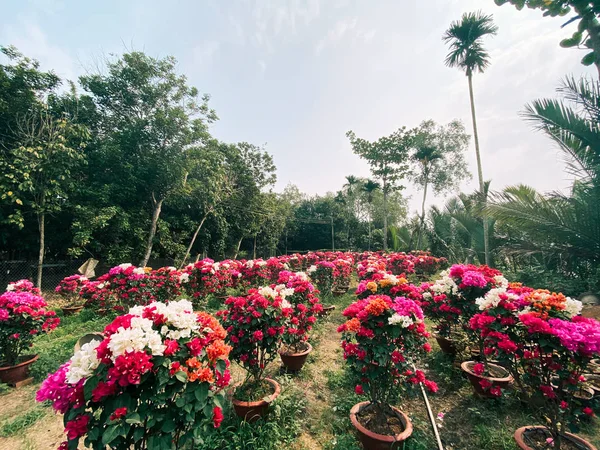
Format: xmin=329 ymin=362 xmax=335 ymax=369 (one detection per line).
xmin=443 ymin=11 xmax=498 ymax=266
xmin=343 ymin=175 xmax=361 ymax=248
xmin=362 ymin=179 xmax=380 ymax=251
xmin=413 ymin=146 xmax=443 ymax=250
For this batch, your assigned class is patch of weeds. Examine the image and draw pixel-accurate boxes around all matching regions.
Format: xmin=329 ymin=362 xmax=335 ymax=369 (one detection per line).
xmin=0 ymin=383 xmax=10 ymax=395
xmin=197 ymin=379 xmax=305 ymax=450
xmin=473 ymin=423 xmax=515 ymax=450
xmin=30 ymin=310 xmax=111 ymax=381
xmin=0 ymin=408 xmax=47 ymax=437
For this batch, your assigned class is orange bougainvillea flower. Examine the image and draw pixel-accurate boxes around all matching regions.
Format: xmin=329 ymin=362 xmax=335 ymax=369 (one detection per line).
xmin=525 ymin=289 xmax=567 ymax=314
xmin=397 ymin=277 xmax=408 ymax=285
xmin=186 ymin=357 xmax=202 ymax=370
xmin=206 ymin=340 xmax=232 ymax=362
xmin=196 ymin=367 xmax=214 ymax=383
xmin=365 ymin=297 xmax=389 ymax=316
xmin=366 ymin=281 xmax=378 ymax=292
xmin=197 ymin=312 xmax=228 ymax=340
xmin=378 ymin=279 xmax=393 ymax=288
xmin=345 ymin=317 xmax=362 ymax=332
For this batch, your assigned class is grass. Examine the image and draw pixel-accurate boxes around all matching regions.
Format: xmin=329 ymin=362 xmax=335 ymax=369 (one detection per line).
xmin=0 ymin=407 xmax=47 ymax=437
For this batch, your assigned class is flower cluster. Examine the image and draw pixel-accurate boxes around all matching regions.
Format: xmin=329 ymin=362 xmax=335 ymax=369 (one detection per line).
xmin=277 ymin=271 xmax=323 ymax=352
xmin=217 ymin=290 xmax=292 ymax=384
xmin=338 ymin=294 xmax=437 ymax=408
xmin=37 ymin=300 xmax=231 ymax=449
xmin=0 ymin=289 xmax=59 ymax=366
xmin=311 ymin=261 xmax=338 ymax=296
xmin=6 ymin=279 xmax=41 ymax=295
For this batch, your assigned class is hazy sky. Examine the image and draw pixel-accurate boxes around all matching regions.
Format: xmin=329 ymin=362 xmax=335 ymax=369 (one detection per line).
xmin=2 ymin=0 xmax=595 ymax=215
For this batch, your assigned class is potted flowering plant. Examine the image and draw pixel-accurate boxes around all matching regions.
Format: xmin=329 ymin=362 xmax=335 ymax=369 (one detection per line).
xmin=512 ymin=313 xmax=600 ymax=450
xmin=276 ymin=271 xmax=323 ymax=371
xmin=37 ymin=300 xmax=231 ymax=450
xmin=310 ymin=261 xmax=338 ymax=297
xmin=338 ymin=294 xmax=437 ymax=449
xmin=332 ymin=258 xmax=353 ymax=295
xmin=217 ymin=289 xmax=291 ymax=421
xmin=0 ymin=290 xmax=60 ymax=384
xmin=55 ymin=274 xmax=89 ymax=315
xmin=5 ymin=279 xmax=41 ymax=295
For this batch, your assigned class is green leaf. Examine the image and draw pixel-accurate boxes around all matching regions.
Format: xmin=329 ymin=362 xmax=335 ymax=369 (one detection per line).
xmin=175 ymin=370 xmax=188 ymax=383
xmin=195 ymin=383 xmax=209 ymax=403
xmin=102 ymin=425 xmax=120 ymax=446
xmin=125 ymin=413 xmax=142 ymax=424
xmin=581 ymin=52 xmax=595 ymax=66
xmin=161 ymin=418 xmax=176 ymax=433
xmin=83 ymin=376 xmax=99 ymax=401
xmin=133 ymin=427 xmax=145 ymax=442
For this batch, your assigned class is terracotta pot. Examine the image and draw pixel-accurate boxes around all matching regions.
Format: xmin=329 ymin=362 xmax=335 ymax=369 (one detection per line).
xmin=0 ymin=354 xmax=39 ymax=385
xmin=232 ymin=378 xmax=281 ymax=422
xmin=280 ymin=343 xmax=312 ymax=372
xmin=461 ymin=361 xmax=513 ymax=398
xmin=434 ymin=335 xmax=457 ymax=355
xmin=514 ymin=426 xmax=598 ymax=450
xmin=584 ymin=374 xmax=600 ymax=397
xmin=62 ymin=305 xmax=84 ymax=316
xmin=319 ymin=305 xmax=336 ymax=317
xmin=332 ymin=289 xmax=347 ymax=297
xmin=349 ymin=402 xmax=413 ymax=450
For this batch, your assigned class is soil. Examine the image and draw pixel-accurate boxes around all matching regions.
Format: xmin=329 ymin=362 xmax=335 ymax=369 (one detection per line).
xmin=522 ymin=428 xmax=589 ymax=450
xmin=234 ymin=379 xmax=274 ymax=402
xmin=356 ymin=404 xmax=405 ymax=436
xmin=280 ymin=341 xmax=310 ymax=355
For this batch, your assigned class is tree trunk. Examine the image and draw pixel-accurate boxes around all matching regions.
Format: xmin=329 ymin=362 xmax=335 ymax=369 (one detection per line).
xmin=36 ymin=212 xmax=45 ymax=289
xmin=416 ymin=172 xmax=429 ymax=251
xmin=253 ymin=234 xmax=257 ymax=259
xmin=367 ymin=213 xmax=372 ymax=251
xmin=140 ymin=195 xmax=164 ymax=267
xmin=382 ymin=181 xmax=388 ymax=252
xmin=468 ymin=73 xmax=491 ymax=266
xmin=233 ymin=236 xmax=243 ymax=260
xmin=179 ymin=212 xmax=210 ymax=269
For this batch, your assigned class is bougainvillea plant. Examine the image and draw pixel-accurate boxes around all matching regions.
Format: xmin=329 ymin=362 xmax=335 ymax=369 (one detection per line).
xmin=36 ymin=300 xmax=231 ymax=450
xmin=6 ymin=279 xmax=41 ymax=295
xmin=338 ymin=294 xmax=437 ymax=418
xmin=276 ymin=271 xmax=323 ymax=353
xmin=310 ymin=261 xmax=338 ymax=297
xmin=0 ymin=290 xmax=60 ymax=366
xmin=217 ymin=289 xmax=291 ymax=392
xmin=55 ymin=274 xmax=89 ymax=306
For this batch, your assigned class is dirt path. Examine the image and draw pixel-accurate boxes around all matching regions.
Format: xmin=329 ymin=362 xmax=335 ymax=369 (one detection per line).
xmin=290 ymin=300 xmax=348 ymax=450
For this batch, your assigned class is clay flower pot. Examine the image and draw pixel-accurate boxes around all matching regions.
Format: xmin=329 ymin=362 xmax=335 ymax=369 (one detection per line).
xmin=350 ymin=402 xmax=413 ymax=450
xmin=280 ymin=343 xmax=312 ymax=372
xmin=461 ymin=361 xmax=513 ymax=398
xmin=434 ymin=334 xmax=457 ymax=355
xmin=0 ymin=354 xmax=39 ymax=385
xmin=514 ymin=426 xmax=598 ymax=450
xmin=62 ymin=305 xmax=84 ymax=316
xmin=319 ymin=305 xmax=336 ymax=317
xmin=232 ymin=378 xmax=281 ymax=422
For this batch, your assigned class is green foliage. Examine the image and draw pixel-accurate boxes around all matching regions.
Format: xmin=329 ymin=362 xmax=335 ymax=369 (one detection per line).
xmin=0 ymin=407 xmax=47 ymax=437
xmin=196 ymin=382 xmax=305 ymax=450
xmin=495 ymin=0 xmax=600 ymax=71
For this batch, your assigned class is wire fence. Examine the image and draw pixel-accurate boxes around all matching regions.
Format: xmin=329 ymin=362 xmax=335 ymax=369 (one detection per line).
xmin=0 ymin=258 xmax=176 ymax=300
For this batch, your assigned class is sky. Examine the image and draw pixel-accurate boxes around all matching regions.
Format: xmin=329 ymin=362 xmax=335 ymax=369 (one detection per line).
xmin=1 ymin=0 xmax=595 ymax=216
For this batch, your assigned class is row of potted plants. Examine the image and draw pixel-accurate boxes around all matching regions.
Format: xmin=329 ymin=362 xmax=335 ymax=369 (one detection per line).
xmin=422 ymin=264 xmax=600 ymax=450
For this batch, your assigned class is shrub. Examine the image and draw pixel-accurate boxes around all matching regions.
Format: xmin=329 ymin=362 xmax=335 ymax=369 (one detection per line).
xmin=0 ymin=290 xmax=59 ymax=366
xmin=338 ymin=294 xmax=437 ymax=413
xmin=36 ymin=300 xmax=231 ymax=450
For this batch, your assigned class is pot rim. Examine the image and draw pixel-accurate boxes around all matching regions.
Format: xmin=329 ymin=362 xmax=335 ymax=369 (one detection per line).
xmin=231 ymin=377 xmax=281 ymax=407
xmin=0 ymin=354 xmax=39 ymax=371
xmin=514 ymin=425 xmax=598 ymax=450
xmin=279 ymin=342 xmax=312 ymax=357
xmin=461 ymin=360 xmax=513 ymax=383
xmin=349 ymin=401 xmax=413 ymax=443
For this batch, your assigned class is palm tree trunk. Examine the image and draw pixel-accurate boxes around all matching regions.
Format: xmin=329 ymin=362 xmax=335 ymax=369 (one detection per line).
xmin=36 ymin=211 xmax=45 ymax=289
xmin=253 ymin=234 xmax=257 ymax=259
xmin=140 ymin=194 xmax=164 ymax=267
xmin=416 ymin=173 xmax=429 ymax=250
xmin=179 ymin=211 xmax=211 ymax=269
xmin=468 ymin=73 xmax=491 ymax=266
xmin=383 ymin=181 xmax=388 ymax=252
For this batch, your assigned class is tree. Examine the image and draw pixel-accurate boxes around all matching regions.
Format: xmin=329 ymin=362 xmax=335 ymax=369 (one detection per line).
xmin=495 ymin=0 xmax=600 ymax=77
xmin=0 ymin=109 xmax=88 ymax=287
xmin=487 ymin=76 xmax=600 ymax=274
xmin=361 ymin=179 xmax=380 ymax=251
xmin=410 ymin=119 xmax=471 ymax=250
xmin=346 ymin=128 xmax=412 ymax=251
xmin=443 ymin=11 xmax=498 ymax=266
xmin=342 ymin=175 xmax=362 ymax=248
xmin=79 ymin=52 xmax=216 ymax=267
